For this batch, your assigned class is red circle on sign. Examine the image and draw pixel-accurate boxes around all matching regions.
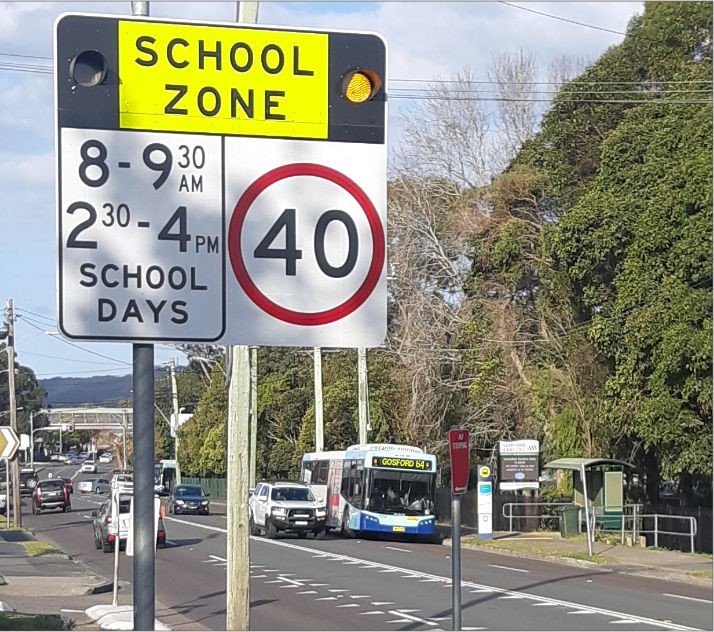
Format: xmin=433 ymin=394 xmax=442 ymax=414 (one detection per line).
xmin=228 ymin=163 xmax=385 ymax=326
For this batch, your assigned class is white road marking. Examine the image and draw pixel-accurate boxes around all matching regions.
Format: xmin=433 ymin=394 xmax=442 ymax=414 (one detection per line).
xmin=430 ymin=617 xmax=451 ymax=621
xmin=489 ymin=563 xmax=529 ymax=573
xmin=251 ymin=574 xmax=267 ymax=578
xmin=309 ymin=583 xmax=328 ymax=587
xmin=265 ymin=580 xmax=284 ymax=584
xmin=82 ymin=514 xmax=92 ymax=519
xmin=167 ymin=515 xmax=699 ymax=631
xmin=462 ymin=627 xmax=486 ymax=630
xmin=398 ymin=609 xmax=421 ymax=613
xmin=384 ymin=546 xmax=411 ymax=552
xmin=165 ymin=539 xmax=177 ymax=546
xmin=209 ymin=554 xmax=226 ymax=562
xmin=610 ymin=620 xmax=642 ymax=625
xmin=419 ymin=578 xmax=443 ymax=583
xmin=350 ymin=595 xmax=371 ymax=598
xmin=386 ymin=619 xmax=412 ymax=624
xmin=359 ymin=610 xmax=384 ymax=615
xmin=336 ymin=604 xmax=361 ymax=608
xmin=388 ymin=611 xmax=437 ymax=626
xmin=531 ymin=602 xmax=557 ymax=606
xmin=61 ymin=609 xmax=85 ymax=613
xmin=470 ymin=588 xmax=492 ymax=593
xmin=296 ymin=590 xmax=317 ymax=595
xmin=372 ymin=601 xmax=395 ymax=606
xmin=343 ymin=560 xmax=362 ymax=565
xmin=278 ymin=573 xmax=295 ymax=577
xmin=568 ymin=610 xmax=596 ymax=614
xmin=328 ymin=589 xmax=348 ymax=593
xmin=315 ymin=597 xmax=337 ymax=601
xmin=498 ymin=595 xmax=525 ymax=599
xmin=663 ymin=593 xmax=713 ymax=604
xmin=250 ymin=564 xmax=264 ymax=568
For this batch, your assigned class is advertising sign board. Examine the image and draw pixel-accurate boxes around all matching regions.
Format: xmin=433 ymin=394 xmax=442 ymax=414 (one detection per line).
xmin=498 ymin=439 xmax=540 ymax=490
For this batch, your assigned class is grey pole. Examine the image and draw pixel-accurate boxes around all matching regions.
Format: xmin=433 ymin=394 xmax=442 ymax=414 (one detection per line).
xmin=357 ymin=348 xmax=368 ymax=445
xmin=4 ymin=458 xmax=9 ymax=528
xmin=314 ymin=347 xmax=324 ymax=452
xmin=249 ymin=346 xmax=258 ymax=488
xmin=30 ymin=412 xmax=34 ymax=469
xmin=132 ymin=344 xmax=155 ymax=631
xmin=170 ymin=359 xmax=181 ymax=486
xmin=451 ymin=496 xmax=461 ymax=631
xmin=581 ymin=463 xmax=593 ymax=556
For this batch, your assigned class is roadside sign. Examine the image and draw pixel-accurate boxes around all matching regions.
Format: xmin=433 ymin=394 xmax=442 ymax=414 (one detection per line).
xmin=0 ymin=428 xmax=20 ymax=460
xmin=498 ymin=439 xmax=540 ymax=490
xmin=476 ymin=464 xmax=493 ymax=538
xmin=448 ymin=428 xmax=470 ymax=495
xmin=55 ymin=13 xmax=387 ymax=347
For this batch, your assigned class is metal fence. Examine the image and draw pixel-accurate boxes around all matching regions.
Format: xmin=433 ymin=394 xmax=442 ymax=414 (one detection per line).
xmin=183 ymin=477 xmax=227 ymax=500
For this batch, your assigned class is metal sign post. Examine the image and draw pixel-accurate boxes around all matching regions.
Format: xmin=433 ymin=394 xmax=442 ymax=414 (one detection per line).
xmin=111 ymin=486 xmax=120 ymax=607
xmin=448 ymin=429 xmax=470 ymax=631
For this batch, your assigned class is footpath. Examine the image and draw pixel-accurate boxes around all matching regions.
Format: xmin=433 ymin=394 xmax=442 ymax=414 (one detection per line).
xmin=1 ymin=523 xmax=711 ymax=630
xmin=443 ymin=528 xmax=713 ymax=589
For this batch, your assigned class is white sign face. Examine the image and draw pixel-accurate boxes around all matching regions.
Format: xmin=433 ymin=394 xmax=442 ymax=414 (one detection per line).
xmin=59 ymin=129 xmax=225 ymax=341
xmin=224 ymin=137 xmax=386 ymax=347
xmin=498 ymin=439 xmax=540 ymax=454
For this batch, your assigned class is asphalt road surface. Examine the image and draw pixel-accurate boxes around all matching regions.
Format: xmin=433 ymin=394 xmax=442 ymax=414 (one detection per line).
xmin=22 ymin=462 xmax=713 ymax=631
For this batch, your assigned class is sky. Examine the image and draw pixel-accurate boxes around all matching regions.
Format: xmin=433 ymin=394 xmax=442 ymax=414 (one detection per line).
xmin=0 ymin=1 xmax=643 ymax=380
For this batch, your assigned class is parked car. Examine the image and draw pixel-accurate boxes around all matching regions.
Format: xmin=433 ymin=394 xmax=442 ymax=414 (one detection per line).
xmin=19 ymin=468 xmax=40 ymax=496
xmin=92 ymin=494 xmax=166 ymax=553
xmin=248 ymin=481 xmax=326 ymax=539
xmin=32 ymin=479 xmax=71 ymax=514
xmin=81 ymin=459 xmax=97 ymax=474
xmin=169 ymin=484 xmax=210 ymax=515
xmin=98 ymin=453 xmax=113 ymax=464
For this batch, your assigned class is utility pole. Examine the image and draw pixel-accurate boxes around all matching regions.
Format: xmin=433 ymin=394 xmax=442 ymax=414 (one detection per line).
xmin=169 ymin=358 xmax=181 ymax=486
xmin=5 ymin=299 xmax=20 ymax=528
xmin=249 ymin=346 xmax=258 ymax=488
xmin=225 ymin=3 xmax=259 ymax=627
xmin=314 ymin=348 xmax=324 ymax=452
xmin=357 ymin=348 xmax=368 ymax=445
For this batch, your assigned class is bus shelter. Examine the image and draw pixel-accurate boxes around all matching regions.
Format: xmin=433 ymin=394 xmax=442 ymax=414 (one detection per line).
xmin=543 ymin=457 xmax=637 ymax=556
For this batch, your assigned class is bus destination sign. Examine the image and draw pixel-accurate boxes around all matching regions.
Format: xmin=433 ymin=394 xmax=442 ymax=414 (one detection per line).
xmin=371 ymin=456 xmax=434 ymax=472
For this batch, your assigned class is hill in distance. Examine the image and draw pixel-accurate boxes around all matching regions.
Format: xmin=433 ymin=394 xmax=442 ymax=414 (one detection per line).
xmin=41 ymin=374 xmax=133 ymax=406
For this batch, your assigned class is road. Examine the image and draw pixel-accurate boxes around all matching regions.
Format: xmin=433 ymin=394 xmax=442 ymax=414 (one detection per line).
xmin=22 ymin=461 xmax=713 ymax=631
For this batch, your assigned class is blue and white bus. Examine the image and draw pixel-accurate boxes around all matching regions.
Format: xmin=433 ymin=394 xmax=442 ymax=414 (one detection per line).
xmin=300 ymin=444 xmax=438 ymax=539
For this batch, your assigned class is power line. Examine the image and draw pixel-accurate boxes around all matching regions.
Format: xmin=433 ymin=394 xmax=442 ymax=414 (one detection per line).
xmin=499 ymin=1 xmax=630 ymax=37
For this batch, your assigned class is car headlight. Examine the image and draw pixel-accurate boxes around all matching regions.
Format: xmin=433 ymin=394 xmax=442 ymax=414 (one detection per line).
xmin=316 ymin=509 xmax=326 ymax=516
xmin=176 ymin=500 xmax=185 ymax=505
xmin=271 ymin=507 xmax=286 ymax=516
xmin=201 ymin=500 xmax=208 ymax=505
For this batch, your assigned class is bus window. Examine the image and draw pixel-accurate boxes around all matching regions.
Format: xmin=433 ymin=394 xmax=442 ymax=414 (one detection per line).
xmin=316 ymin=460 xmax=329 ymax=484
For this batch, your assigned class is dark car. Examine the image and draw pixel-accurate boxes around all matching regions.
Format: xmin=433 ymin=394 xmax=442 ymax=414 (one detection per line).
xmin=19 ymin=468 xmax=40 ymax=496
xmin=32 ymin=479 xmax=71 ymax=514
xmin=53 ymin=476 xmax=74 ymax=495
xmin=169 ymin=484 xmax=210 ymax=515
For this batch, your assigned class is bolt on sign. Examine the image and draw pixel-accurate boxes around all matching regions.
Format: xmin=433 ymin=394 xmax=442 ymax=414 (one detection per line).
xmin=55 ymin=13 xmax=386 ymax=348
xmin=448 ymin=429 xmax=470 ymax=495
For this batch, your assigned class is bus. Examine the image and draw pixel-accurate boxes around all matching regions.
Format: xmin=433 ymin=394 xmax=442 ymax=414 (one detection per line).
xmin=154 ymin=459 xmax=176 ymax=495
xmin=300 ymin=444 xmax=438 ymax=539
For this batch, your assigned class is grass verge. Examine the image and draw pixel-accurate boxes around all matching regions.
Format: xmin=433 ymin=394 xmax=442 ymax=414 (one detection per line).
xmin=0 ymin=612 xmax=66 ymax=631
xmin=689 ymin=570 xmax=713 ymax=579
xmin=21 ymin=541 xmax=59 ymax=557
xmin=462 ymin=537 xmax=613 ymax=564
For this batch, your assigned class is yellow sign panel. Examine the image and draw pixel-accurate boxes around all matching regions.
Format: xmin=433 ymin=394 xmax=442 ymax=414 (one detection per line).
xmin=479 ymin=465 xmax=491 ymax=478
xmin=118 ymin=21 xmax=329 ymax=138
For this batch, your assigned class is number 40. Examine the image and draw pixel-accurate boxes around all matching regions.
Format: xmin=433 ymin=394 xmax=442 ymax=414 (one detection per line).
xmin=254 ymin=209 xmax=358 ymax=278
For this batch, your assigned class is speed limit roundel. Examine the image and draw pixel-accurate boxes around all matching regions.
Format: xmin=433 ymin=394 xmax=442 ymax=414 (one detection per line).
xmin=228 ymin=163 xmax=385 ymax=326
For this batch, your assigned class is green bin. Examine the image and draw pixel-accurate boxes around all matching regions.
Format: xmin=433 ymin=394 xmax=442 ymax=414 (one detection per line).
xmin=559 ymin=507 xmax=580 ymax=538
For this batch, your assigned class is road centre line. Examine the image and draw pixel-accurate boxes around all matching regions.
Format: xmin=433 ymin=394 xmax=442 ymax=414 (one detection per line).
xmin=663 ymin=593 xmax=713 ymax=604
xmin=489 ymin=564 xmax=529 ymax=573
xmin=383 ymin=546 xmax=411 ymax=552
xmin=164 ymin=515 xmax=698 ymax=631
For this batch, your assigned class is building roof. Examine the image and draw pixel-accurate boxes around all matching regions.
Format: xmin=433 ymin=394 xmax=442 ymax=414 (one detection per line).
xmin=543 ymin=457 xmax=636 ymax=471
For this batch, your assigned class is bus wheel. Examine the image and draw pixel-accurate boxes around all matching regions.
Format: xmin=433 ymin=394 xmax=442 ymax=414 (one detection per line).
xmin=342 ymin=508 xmax=356 ymax=539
